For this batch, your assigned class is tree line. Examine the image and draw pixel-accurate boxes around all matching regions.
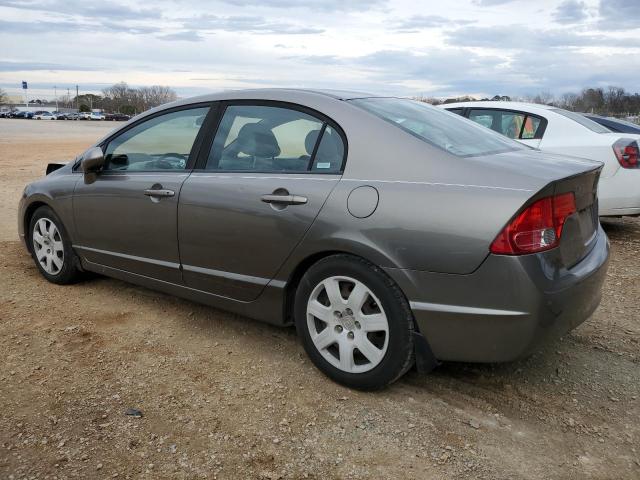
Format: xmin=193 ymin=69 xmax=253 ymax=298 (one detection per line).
xmin=96 ymin=82 xmax=178 ymax=115
xmin=417 ymin=86 xmax=640 ymax=117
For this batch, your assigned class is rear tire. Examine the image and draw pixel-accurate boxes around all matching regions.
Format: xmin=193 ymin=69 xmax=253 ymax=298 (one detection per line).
xmin=294 ymin=254 xmax=415 ymax=390
xmin=28 ymin=206 xmax=82 ymax=285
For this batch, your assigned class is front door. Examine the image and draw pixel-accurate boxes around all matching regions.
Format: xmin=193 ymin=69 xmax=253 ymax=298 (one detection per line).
xmin=73 ymin=105 xmax=211 ymax=283
xmin=178 ymin=103 xmax=346 ymax=301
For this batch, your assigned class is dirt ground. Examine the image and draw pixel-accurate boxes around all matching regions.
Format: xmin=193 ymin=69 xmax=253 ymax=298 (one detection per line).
xmin=1 ymin=119 xmax=639 ymax=480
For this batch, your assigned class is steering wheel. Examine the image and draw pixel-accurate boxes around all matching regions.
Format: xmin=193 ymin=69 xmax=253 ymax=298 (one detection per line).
xmin=155 ymin=153 xmax=187 ymax=169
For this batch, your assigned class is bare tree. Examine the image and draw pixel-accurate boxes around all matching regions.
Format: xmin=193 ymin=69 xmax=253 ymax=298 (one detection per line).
xmin=100 ymin=82 xmax=178 ymax=113
xmin=0 ymin=88 xmax=7 ymax=104
xmin=413 ymin=96 xmax=442 ymax=105
xmin=139 ymin=85 xmax=178 ymax=109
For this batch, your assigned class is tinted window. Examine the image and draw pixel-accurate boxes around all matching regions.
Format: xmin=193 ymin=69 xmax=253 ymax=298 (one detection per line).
xmin=521 ymin=116 xmax=542 ymax=139
xmin=104 ymin=107 xmax=209 ymax=171
xmin=586 ymin=115 xmax=640 ymax=134
xmin=206 ymin=105 xmax=344 ymax=173
xmin=311 ymin=126 xmax=344 ymax=173
xmin=551 ymin=108 xmax=611 ymax=133
xmin=468 ymin=109 xmax=525 ymax=139
xmin=350 ymin=98 xmax=522 ymax=157
xmin=447 ymin=108 xmax=464 ymax=116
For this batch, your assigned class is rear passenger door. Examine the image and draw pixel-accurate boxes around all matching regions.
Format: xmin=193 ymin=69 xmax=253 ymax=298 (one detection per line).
xmin=467 ymin=108 xmax=546 ymax=148
xmin=178 ymin=102 xmax=346 ymax=301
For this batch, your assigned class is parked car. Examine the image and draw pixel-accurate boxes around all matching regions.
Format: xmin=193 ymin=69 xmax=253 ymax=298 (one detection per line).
xmin=89 ymin=112 xmax=105 ymax=121
xmin=65 ymin=113 xmax=79 ymax=121
xmin=12 ymin=111 xmax=33 ymax=119
xmin=441 ymin=101 xmax=640 ymax=217
xmin=78 ymin=112 xmax=91 ymax=120
xmin=105 ymin=113 xmax=131 ymax=121
xmin=18 ymin=90 xmax=609 ymax=389
xmin=34 ymin=112 xmax=56 ymax=120
xmin=582 ymin=114 xmax=640 ymax=134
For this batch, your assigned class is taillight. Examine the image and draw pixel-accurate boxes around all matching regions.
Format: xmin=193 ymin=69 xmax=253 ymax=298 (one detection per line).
xmin=490 ymin=192 xmax=577 ymax=255
xmin=613 ymin=139 xmax=639 ymax=168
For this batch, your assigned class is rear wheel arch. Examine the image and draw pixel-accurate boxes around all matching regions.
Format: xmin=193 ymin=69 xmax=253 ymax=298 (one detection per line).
xmin=284 ymin=250 xmax=410 ymax=324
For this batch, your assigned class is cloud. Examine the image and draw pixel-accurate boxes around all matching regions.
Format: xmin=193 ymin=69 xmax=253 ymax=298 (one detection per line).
xmin=288 ymin=44 xmax=640 ymax=98
xmin=290 ymin=49 xmax=515 ymax=95
xmin=472 ymin=0 xmax=518 ymax=5
xmin=553 ymin=0 xmax=588 ymax=24
xmin=0 ymin=18 xmax=160 ymax=35
xmin=0 ymin=0 xmax=161 ymax=20
xmin=446 ymin=24 xmax=640 ymax=49
xmin=180 ymin=14 xmax=324 ymax=35
xmin=217 ymin=0 xmax=386 ymax=11
xmin=157 ymin=31 xmax=204 ymax=42
xmin=0 ymin=60 xmax=99 ymax=72
xmin=391 ymin=15 xmax=474 ymax=32
xmin=598 ymin=0 xmax=640 ymax=30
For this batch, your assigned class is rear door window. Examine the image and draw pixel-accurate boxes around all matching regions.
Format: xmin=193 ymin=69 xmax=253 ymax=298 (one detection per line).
xmin=468 ymin=109 xmax=525 ymax=139
xmin=205 ymin=105 xmax=345 ymax=173
xmin=468 ymin=109 xmax=545 ymax=140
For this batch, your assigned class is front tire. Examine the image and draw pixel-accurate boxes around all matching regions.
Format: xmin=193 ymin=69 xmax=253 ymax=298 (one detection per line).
xmin=294 ymin=255 xmax=415 ymax=390
xmin=28 ymin=206 xmax=81 ymax=284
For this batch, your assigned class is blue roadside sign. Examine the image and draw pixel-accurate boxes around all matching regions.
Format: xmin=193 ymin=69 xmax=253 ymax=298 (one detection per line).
xmin=22 ymin=81 xmax=27 ymax=89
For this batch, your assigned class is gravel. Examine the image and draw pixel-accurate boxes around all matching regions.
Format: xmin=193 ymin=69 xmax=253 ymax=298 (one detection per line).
xmin=1 ymin=119 xmax=638 ymax=479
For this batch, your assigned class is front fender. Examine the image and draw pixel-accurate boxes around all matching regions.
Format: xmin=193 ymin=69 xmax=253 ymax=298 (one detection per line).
xmin=19 ymin=174 xmax=80 ymax=248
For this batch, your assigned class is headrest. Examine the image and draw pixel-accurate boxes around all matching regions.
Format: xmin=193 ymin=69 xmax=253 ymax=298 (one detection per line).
xmin=236 ymin=123 xmax=281 ymax=158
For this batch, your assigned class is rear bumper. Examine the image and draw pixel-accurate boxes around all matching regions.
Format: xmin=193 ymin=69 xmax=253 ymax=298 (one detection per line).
xmin=598 ymin=168 xmax=640 ymax=216
xmin=384 ymin=226 xmax=610 ymax=363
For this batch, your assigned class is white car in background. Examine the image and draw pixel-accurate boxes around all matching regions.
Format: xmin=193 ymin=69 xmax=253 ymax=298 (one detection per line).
xmin=89 ymin=112 xmax=105 ymax=120
xmin=33 ymin=112 xmax=56 ymax=120
xmin=441 ymin=101 xmax=640 ymax=217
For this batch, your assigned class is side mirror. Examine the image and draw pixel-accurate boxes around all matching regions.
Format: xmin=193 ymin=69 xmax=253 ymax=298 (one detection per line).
xmin=81 ymin=147 xmax=105 ymax=172
xmin=81 ymin=147 xmax=105 ymax=184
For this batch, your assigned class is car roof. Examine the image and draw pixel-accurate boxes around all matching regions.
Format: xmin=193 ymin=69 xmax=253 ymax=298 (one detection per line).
xmin=440 ymin=101 xmax=558 ymax=113
xmin=177 ymin=88 xmax=378 ymax=104
xmin=135 ymin=88 xmax=389 ymax=124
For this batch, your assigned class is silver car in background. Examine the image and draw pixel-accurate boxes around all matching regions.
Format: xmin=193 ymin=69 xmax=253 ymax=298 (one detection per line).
xmin=18 ymin=89 xmax=609 ymax=389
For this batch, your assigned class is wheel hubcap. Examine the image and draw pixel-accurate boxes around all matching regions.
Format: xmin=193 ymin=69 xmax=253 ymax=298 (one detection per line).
xmin=306 ymin=276 xmax=389 ymax=374
xmin=32 ymin=218 xmax=64 ymax=275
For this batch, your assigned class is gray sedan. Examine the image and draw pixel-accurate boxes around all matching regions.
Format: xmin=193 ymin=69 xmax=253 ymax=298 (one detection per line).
xmin=18 ymin=89 xmax=609 ymax=389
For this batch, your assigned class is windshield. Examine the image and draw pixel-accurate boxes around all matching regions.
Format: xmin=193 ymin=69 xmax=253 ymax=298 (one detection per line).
xmin=607 ymin=117 xmax=640 ymax=129
xmin=551 ymin=108 xmax=611 ymax=133
xmin=348 ymin=97 xmax=523 ymax=157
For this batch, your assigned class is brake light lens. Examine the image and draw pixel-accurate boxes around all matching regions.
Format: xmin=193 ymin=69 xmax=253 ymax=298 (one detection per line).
xmin=490 ymin=193 xmax=577 ymax=255
xmin=613 ymin=139 xmax=639 ymax=169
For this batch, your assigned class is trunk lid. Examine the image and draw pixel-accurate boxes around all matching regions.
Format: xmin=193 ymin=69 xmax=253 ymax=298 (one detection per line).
xmin=552 ymin=167 xmax=601 ymax=268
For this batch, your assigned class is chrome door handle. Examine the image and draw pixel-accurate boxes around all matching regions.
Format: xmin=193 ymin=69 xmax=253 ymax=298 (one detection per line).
xmin=144 ymin=188 xmax=175 ymax=197
xmin=261 ymin=194 xmax=307 ymax=205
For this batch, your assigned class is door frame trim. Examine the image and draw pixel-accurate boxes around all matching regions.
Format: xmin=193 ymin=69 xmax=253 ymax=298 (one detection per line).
xmin=73 ymin=245 xmax=181 ymax=270
xmin=192 ymin=99 xmax=349 ymax=173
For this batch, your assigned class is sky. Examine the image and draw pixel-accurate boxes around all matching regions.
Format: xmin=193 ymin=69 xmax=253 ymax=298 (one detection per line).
xmin=0 ymin=0 xmax=639 ymax=101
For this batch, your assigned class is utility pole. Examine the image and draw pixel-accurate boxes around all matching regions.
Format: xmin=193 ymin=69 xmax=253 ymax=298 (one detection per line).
xmin=67 ymin=88 xmax=70 ymax=108
xmin=76 ymin=85 xmax=79 ymax=112
xmin=54 ymin=85 xmax=58 ymax=111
